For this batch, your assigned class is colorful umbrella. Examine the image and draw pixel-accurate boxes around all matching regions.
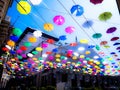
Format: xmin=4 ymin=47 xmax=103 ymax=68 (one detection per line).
xmin=17 ymin=1 xmax=31 ymax=15
xmin=111 ymin=37 xmax=119 ymax=41
xmin=70 ymin=5 xmax=84 ymax=16
xmin=29 ymin=0 xmax=42 ymax=5
xmin=53 ymin=15 xmax=65 ymax=25
xmin=92 ymin=33 xmax=102 ymax=39
xmin=90 ymin=0 xmax=104 ymax=5
xmin=98 ymin=12 xmax=112 ymax=21
xmin=65 ymin=26 xmax=75 ymax=34
xmin=12 ymin=28 xmax=22 ymax=36
xmin=69 ymin=42 xmax=77 ymax=46
xmin=100 ymin=41 xmax=108 ymax=46
xmin=43 ymin=23 xmax=54 ymax=31
xmin=106 ymin=27 xmax=117 ymax=34
xmin=110 ymin=52 xmax=116 ymax=55
xmin=10 ymin=35 xmax=19 ymax=42
xmin=113 ymin=42 xmax=120 ymax=46
xmin=82 ymin=20 xmax=93 ymax=28
xmin=28 ymin=36 xmax=37 ymax=43
xmin=116 ymin=47 xmax=120 ymax=50
xmin=59 ymin=35 xmax=67 ymax=41
xmin=47 ymin=39 xmax=55 ymax=44
xmin=80 ymin=39 xmax=89 ymax=44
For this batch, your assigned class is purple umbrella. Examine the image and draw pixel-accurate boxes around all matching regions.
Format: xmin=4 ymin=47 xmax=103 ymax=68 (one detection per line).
xmin=116 ymin=47 xmax=120 ymax=50
xmin=106 ymin=27 xmax=117 ymax=34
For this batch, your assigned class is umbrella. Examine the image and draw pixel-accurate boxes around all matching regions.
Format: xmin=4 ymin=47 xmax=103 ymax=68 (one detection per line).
xmin=80 ymin=39 xmax=89 ymax=44
xmin=12 ymin=28 xmax=22 ymax=36
xmin=90 ymin=0 xmax=103 ymax=5
xmin=53 ymin=15 xmax=65 ymax=25
xmin=69 ymin=42 xmax=77 ymax=46
xmin=110 ymin=52 xmax=116 ymax=55
xmin=106 ymin=27 xmax=117 ymax=34
xmin=17 ymin=1 xmax=31 ymax=15
xmin=103 ymin=45 xmax=110 ymax=48
xmin=43 ymin=23 xmax=54 ymax=31
xmin=98 ymin=12 xmax=112 ymax=21
xmin=92 ymin=33 xmax=102 ymax=39
xmin=82 ymin=20 xmax=93 ymax=28
xmin=116 ymin=47 xmax=120 ymax=50
xmin=100 ymin=41 xmax=107 ymax=45
xmin=29 ymin=0 xmax=42 ymax=5
xmin=65 ymin=26 xmax=75 ymax=34
xmin=59 ymin=35 xmax=67 ymax=41
xmin=70 ymin=5 xmax=84 ymax=16
xmin=113 ymin=42 xmax=120 ymax=46
xmin=110 ymin=37 xmax=119 ymax=41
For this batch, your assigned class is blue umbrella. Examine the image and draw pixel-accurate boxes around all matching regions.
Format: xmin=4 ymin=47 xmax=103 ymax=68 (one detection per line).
xmin=113 ymin=42 xmax=120 ymax=46
xmin=70 ymin=5 xmax=84 ymax=16
xmin=82 ymin=20 xmax=93 ymax=28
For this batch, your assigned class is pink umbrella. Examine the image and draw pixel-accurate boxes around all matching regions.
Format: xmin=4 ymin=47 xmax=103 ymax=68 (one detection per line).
xmin=53 ymin=15 xmax=65 ymax=25
xmin=41 ymin=43 xmax=48 ymax=48
xmin=65 ymin=26 xmax=75 ymax=34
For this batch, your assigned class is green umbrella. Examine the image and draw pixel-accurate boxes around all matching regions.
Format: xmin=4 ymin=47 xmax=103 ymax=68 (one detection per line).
xmin=32 ymin=51 xmax=38 ymax=55
xmin=98 ymin=12 xmax=112 ymax=21
xmin=24 ymin=42 xmax=32 ymax=47
xmin=12 ymin=28 xmax=22 ymax=36
xmin=92 ymin=33 xmax=102 ymax=39
xmin=95 ymin=45 xmax=100 ymax=51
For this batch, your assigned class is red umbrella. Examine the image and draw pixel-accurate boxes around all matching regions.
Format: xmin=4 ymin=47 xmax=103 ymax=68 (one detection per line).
xmin=90 ymin=0 xmax=104 ymax=5
xmin=111 ymin=37 xmax=119 ymax=41
xmin=100 ymin=41 xmax=108 ymax=46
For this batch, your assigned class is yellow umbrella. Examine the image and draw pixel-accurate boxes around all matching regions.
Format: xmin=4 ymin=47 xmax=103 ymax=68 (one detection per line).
xmin=35 ymin=47 xmax=43 ymax=51
xmin=44 ymin=23 xmax=54 ymax=31
xmin=17 ymin=1 xmax=31 ymax=15
xmin=7 ymin=40 xmax=15 ymax=47
xmin=28 ymin=36 xmax=37 ymax=43
xmin=80 ymin=39 xmax=88 ymax=44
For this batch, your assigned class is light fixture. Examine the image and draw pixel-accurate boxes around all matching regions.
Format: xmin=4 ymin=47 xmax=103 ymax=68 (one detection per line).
xmin=29 ymin=0 xmax=42 ymax=5
xmin=33 ymin=30 xmax=42 ymax=37
xmin=78 ymin=47 xmax=85 ymax=51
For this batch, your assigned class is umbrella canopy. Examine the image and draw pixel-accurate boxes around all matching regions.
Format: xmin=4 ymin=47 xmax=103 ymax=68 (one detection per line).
xmin=98 ymin=12 xmax=112 ymax=21
xmin=82 ymin=20 xmax=93 ymax=28
xmin=43 ymin=23 xmax=54 ymax=31
xmin=116 ymin=47 xmax=120 ymax=50
xmin=17 ymin=1 xmax=31 ymax=15
xmin=53 ymin=15 xmax=65 ymax=25
xmin=106 ymin=27 xmax=117 ymax=34
xmin=111 ymin=37 xmax=119 ymax=41
xmin=113 ymin=42 xmax=120 ymax=46
xmin=65 ymin=26 xmax=75 ymax=34
xmin=92 ymin=33 xmax=102 ymax=39
xmin=90 ymin=0 xmax=104 ymax=5
xmin=70 ymin=5 xmax=84 ymax=16
xmin=100 ymin=41 xmax=108 ymax=46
